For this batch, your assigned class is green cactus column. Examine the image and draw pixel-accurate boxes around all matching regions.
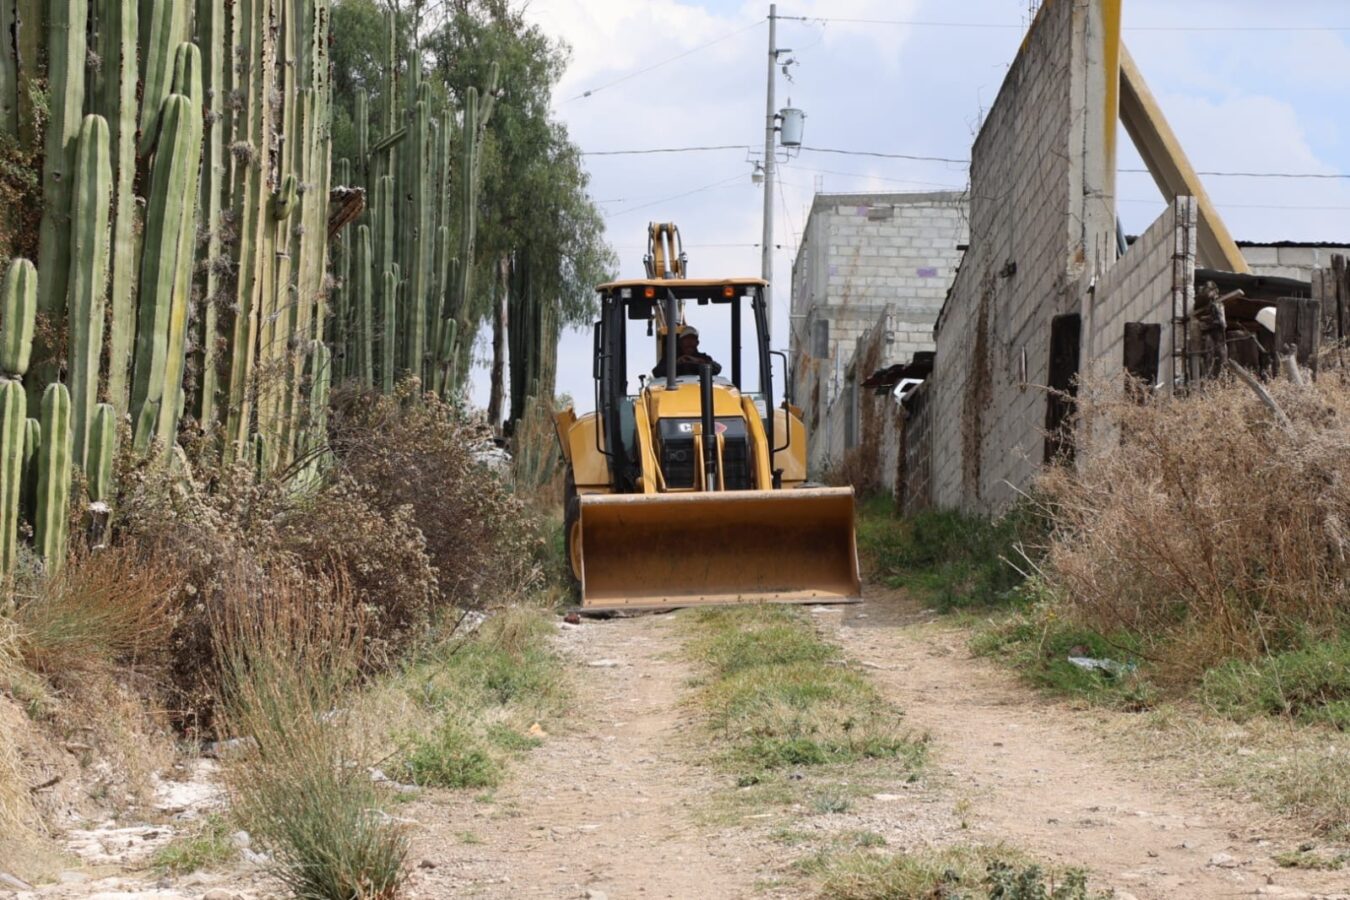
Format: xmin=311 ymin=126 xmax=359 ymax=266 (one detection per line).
xmin=66 ymin=115 xmax=113 ymax=470
xmin=86 ymin=403 xmax=117 ymax=545
xmin=157 ymin=44 xmax=206 ymax=450
xmin=0 ymin=379 xmax=23 ymax=583
xmin=130 ymin=91 xmax=202 ymax=454
xmin=35 ymin=383 xmax=72 ymax=572
xmin=0 ymin=257 xmax=33 ymax=582
xmin=382 ymin=269 xmax=397 ymax=394
xmin=224 ymin=0 xmax=275 ymax=460
xmin=354 ymin=224 xmax=374 ymax=389
xmin=100 ymin=0 xmax=140 ymax=417
xmin=30 ymin=0 xmax=89 ymax=406
xmin=138 ymin=1 xmax=189 ymax=157
xmin=333 ymin=157 xmax=352 ymax=374
xmin=195 ymin=0 xmax=229 ymax=432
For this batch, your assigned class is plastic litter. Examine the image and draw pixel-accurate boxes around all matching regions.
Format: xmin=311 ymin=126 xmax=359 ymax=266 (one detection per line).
xmin=1066 ymin=656 xmax=1136 ymax=678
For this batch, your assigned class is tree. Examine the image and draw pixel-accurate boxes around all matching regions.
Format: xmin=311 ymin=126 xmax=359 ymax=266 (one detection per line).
xmin=423 ymin=1 xmax=614 ymax=424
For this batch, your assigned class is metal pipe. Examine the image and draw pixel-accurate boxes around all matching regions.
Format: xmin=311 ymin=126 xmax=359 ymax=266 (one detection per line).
xmin=665 ymin=290 xmax=678 ymax=391
xmin=700 ymin=362 xmax=718 ymax=490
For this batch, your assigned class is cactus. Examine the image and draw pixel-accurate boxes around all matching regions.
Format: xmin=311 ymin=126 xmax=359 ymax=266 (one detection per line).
xmin=0 ymin=379 xmax=24 ymax=581
xmin=67 ymin=115 xmax=113 ymax=470
xmin=224 ymin=0 xmax=274 ymax=459
xmin=30 ymin=0 xmax=89 ymax=404
xmin=354 ymin=225 xmax=374 ymax=388
xmin=34 ymin=383 xmax=72 ymax=571
xmin=20 ymin=417 xmax=38 ymax=530
xmin=86 ymin=403 xmax=117 ymax=505
xmin=1 ymin=259 xmax=36 ymax=377
xmin=156 ymin=44 xmax=205 ymax=450
xmin=131 ymin=93 xmax=200 ymax=452
xmin=138 ymin=1 xmax=188 ymax=156
xmin=195 ymin=0 xmax=228 ymax=432
xmin=100 ymin=0 xmax=139 ymax=417
xmin=382 ymin=269 xmax=397 ymax=394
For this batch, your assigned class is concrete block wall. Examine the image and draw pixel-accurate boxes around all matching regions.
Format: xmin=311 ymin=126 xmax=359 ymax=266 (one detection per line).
xmin=1089 ymin=197 xmax=1196 ymax=384
xmin=928 ymin=0 xmax=1118 ymax=514
xmin=1239 ymin=244 xmax=1350 ymax=282
xmin=791 ymin=191 xmax=967 ymax=458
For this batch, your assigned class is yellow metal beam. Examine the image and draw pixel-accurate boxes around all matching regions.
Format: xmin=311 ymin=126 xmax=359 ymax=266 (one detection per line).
xmin=1119 ymin=44 xmax=1249 ymax=273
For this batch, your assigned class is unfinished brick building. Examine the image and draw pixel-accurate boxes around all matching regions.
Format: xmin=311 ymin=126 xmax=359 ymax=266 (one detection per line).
xmin=878 ymin=0 xmax=1350 ymax=515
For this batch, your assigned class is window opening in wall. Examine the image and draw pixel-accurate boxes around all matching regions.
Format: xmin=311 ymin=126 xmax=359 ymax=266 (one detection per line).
xmin=813 ymin=318 xmax=830 ymax=358
xmin=1122 ymin=321 xmax=1161 ymax=401
xmin=1044 ymin=313 xmax=1081 ymax=463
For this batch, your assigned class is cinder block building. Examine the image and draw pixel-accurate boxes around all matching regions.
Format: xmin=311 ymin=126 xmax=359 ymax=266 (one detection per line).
xmin=789 ymin=191 xmax=967 ymax=475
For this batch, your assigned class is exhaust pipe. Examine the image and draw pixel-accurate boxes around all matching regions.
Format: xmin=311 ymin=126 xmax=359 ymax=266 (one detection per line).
xmin=700 ymin=362 xmax=717 ymax=490
xmin=665 ymin=290 xmax=678 ymax=391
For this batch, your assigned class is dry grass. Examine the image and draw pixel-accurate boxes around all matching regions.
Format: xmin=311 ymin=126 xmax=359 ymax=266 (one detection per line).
xmin=1039 ymin=374 xmax=1350 ymax=681
xmin=510 ymin=394 xmax=564 ymax=504
xmin=8 ymin=545 xmax=179 ymax=677
xmin=212 ymin=566 xmax=408 ymax=898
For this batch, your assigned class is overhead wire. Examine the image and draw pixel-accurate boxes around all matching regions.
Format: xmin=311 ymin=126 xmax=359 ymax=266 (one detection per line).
xmin=578 ymin=143 xmax=1350 ymax=181
xmin=603 ymin=172 xmax=749 ymax=219
xmin=565 ymin=19 xmax=764 ymax=102
xmin=777 ymin=14 xmax=1350 ymax=33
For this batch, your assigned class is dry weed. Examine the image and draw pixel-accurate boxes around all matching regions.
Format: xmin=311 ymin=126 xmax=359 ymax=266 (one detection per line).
xmin=329 ymin=381 xmax=541 ymax=607
xmin=212 ymin=567 xmax=408 ymax=897
xmin=9 ymin=545 xmax=179 ymax=677
xmin=1041 ymin=374 xmax=1350 ymax=680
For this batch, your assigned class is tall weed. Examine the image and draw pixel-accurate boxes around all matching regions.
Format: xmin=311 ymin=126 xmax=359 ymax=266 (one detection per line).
xmin=1040 ymin=375 xmax=1350 ymax=682
xmin=212 ymin=568 xmax=407 ymax=898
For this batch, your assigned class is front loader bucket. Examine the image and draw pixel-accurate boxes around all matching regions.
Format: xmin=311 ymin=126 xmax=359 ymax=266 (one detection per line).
xmin=576 ymin=487 xmax=862 ymax=610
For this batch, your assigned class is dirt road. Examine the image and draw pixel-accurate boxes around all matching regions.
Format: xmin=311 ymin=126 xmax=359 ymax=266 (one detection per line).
xmin=13 ymin=593 xmax=1350 ymax=899
xmin=403 ymin=615 xmax=777 ymax=899
xmin=405 ymin=596 xmax=1349 ymax=900
xmin=826 ymin=590 xmax=1350 ymax=900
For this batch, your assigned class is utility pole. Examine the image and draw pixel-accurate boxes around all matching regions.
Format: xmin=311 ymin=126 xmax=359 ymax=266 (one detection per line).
xmin=760 ymin=4 xmax=778 ymax=338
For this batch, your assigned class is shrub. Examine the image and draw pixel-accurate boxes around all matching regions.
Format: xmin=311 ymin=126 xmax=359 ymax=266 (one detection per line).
xmin=1038 ymin=374 xmax=1350 ymax=681
xmin=274 ymin=474 xmax=438 ymax=657
xmin=329 ymin=381 xmax=541 ymax=607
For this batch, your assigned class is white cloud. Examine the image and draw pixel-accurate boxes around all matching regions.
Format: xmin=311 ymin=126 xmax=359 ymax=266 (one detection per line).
xmin=464 ymin=0 xmax=1350 ymax=412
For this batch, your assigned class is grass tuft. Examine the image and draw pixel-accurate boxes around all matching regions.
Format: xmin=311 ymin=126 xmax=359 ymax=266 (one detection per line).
xmin=857 ymin=498 xmax=1039 ymax=611
xmin=686 ymin=606 xmax=924 ymax=781
xmin=813 ymin=845 xmax=1105 ymax=900
xmin=213 ymin=569 xmax=408 ymax=899
xmin=152 ymin=814 xmax=238 ymax=874
xmin=1200 ymin=635 xmax=1350 ymax=730
xmin=384 ymin=607 xmax=566 ymax=791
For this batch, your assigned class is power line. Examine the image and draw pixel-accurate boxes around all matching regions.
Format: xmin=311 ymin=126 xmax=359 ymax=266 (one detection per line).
xmin=778 ymin=14 xmax=1350 ymax=33
xmin=604 ymin=172 xmax=748 ymax=219
xmin=800 ymin=145 xmax=969 ymax=165
xmin=1121 ymin=168 xmax=1350 ymax=180
xmin=565 ymin=19 xmax=764 ymax=102
xmin=582 ymin=144 xmax=752 ymax=157
xmin=579 ymin=143 xmax=1350 ymax=181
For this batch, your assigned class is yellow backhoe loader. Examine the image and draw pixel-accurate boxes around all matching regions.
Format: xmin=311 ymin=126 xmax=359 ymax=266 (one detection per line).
xmin=554 ymin=224 xmax=861 ymax=610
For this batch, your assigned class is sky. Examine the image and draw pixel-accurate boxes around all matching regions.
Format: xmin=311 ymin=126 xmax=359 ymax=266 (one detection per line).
xmin=464 ymin=0 xmax=1350 ymax=413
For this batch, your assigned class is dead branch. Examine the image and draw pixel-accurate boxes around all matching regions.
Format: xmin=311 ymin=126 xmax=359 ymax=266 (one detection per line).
xmin=1226 ymin=358 xmax=1294 ymax=432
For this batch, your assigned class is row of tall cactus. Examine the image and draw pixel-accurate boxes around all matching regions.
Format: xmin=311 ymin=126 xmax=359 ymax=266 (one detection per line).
xmin=329 ymin=6 xmax=497 ymax=402
xmin=0 ymin=0 xmax=336 ymax=585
